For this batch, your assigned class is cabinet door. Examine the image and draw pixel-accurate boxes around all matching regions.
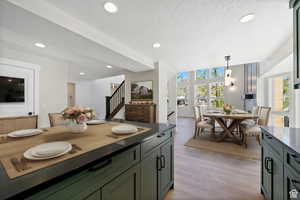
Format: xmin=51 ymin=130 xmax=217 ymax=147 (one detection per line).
xmin=141 ymin=148 xmax=160 ymax=200
xmin=271 ymin=151 xmax=284 ymax=200
xmin=294 ymin=1 xmax=300 ymax=87
xmin=261 ymin=144 xmax=272 ymax=200
xmin=158 ymin=139 xmax=174 ymax=200
xmin=102 ymin=164 xmax=140 ymax=200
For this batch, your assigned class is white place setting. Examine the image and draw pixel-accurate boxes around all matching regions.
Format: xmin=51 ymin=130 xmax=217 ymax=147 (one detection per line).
xmin=86 ymin=119 xmax=106 ymax=125
xmin=23 ymin=141 xmax=72 ymax=160
xmin=111 ymin=124 xmax=138 ymax=135
xmin=7 ymin=129 xmax=43 ymax=138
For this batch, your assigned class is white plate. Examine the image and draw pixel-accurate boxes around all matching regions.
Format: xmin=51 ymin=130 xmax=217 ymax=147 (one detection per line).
xmin=8 ymin=129 xmax=43 ymax=138
xmin=87 ymin=120 xmax=106 ymax=125
xmin=24 ymin=142 xmax=72 ymax=160
xmin=112 ymin=125 xmax=138 ymax=135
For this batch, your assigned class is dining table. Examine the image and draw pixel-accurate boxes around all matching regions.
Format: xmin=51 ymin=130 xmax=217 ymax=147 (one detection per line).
xmin=203 ymin=110 xmax=259 ymax=145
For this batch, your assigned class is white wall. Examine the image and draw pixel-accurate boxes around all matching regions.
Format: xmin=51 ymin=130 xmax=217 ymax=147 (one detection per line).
xmin=75 ymin=75 xmax=124 ymax=119
xmin=0 ymin=45 xmax=68 ymax=127
xmin=124 ymin=61 xmax=176 ymax=123
xmin=224 ymin=64 xmax=245 ymax=109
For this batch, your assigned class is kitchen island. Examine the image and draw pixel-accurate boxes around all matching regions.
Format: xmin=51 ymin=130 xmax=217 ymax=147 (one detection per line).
xmin=261 ymin=126 xmax=300 ymax=200
xmin=0 ymin=121 xmax=175 ymax=200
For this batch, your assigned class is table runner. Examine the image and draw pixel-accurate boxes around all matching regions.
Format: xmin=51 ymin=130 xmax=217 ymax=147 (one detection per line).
xmin=0 ymin=122 xmax=150 ymax=179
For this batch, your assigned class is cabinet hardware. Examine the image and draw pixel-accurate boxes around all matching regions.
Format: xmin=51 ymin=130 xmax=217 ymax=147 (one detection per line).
xmin=291 ymin=154 xmax=300 ymax=163
xmin=265 ymin=134 xmax=273 ymax=139
xmin=89 ymin=159 xmax=112 ymax=172
xmin=266 ymin=157 xmax=273 ymax=174
xmin=161 ymin=155 xmax=166 ymax=169
xmin=291 ymin=179 xmax=300 ymax=191
xmin=157 ymin=156 xmax=162 ymax=171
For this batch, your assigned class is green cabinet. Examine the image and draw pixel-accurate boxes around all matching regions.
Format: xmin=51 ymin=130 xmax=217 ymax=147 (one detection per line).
xmin=261 ymin=143 xmax=272 ymax=200
xmin=102 ymin=164 xmax=141 ymax=200
xmin=284 ymin=166 xmax=300 ymax=200
xmin=141 ymin=148 xmax=160 ymax=200
xmin=291 ymin=0 xmax=300 ymax=88
xmin=141 ymin=137 xmax=174 ymax=200
xmin=261 ymin=132 xmax=284 ymax=200
xmin=158 ymin=139 xmax=174 ymax=200
xmin=25 ymin=129 xmax=174 ymax=200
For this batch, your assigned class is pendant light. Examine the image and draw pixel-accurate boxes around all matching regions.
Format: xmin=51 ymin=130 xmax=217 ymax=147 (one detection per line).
xmin=224 ymin=55 xmax=233 ymax=86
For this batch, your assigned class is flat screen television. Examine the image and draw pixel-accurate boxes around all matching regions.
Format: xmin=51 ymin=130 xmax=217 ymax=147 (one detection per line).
xmin=0 ymin=76 xmax=25 ymax=102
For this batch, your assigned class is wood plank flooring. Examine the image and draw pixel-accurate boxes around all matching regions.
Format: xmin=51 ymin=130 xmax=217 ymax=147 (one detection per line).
xmin=164 ymin=118 xmax=264 ymax=200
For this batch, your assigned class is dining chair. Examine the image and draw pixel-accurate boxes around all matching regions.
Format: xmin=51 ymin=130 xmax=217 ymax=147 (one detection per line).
xmin=241 ymin=106 xmax=271 ymax=148
xmin=48 ymin=113 xmax=68 ymax=127
xmin=193 ymin=106 xmax=213 ymax=138
xmin=241 ymin=106 xmax=261 ymax=126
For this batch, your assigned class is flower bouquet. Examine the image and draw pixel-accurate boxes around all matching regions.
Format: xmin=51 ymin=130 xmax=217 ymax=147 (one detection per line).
xmin=223 ymin=104 xmax=233 ymax=115
xmin=62 ymin=106 xmax=96 ymax=133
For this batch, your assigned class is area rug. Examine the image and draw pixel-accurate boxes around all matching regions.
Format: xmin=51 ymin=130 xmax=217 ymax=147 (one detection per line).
xmin=185 ymin=134 xmax=260 ymax=160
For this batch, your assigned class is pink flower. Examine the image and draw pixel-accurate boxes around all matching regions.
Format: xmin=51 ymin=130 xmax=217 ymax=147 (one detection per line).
xmin=86 ymin=112 xmax=91 ymax=119
xmin=77 ymin=114 xmax=87 ymax=123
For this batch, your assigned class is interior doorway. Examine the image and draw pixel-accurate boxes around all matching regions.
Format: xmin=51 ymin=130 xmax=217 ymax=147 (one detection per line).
xmin=67 ymin=82 xmax=76 ymax=106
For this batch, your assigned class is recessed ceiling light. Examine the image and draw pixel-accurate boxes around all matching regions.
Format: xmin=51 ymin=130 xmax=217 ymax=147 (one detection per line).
xmin=153 ymin=43 xmax=161 ymax=48
xmin=240 ymin=13 xmax=255 ymax=23
xmin=104 ymin=2 xmax=118 ymax=13
xmin=34 ymin=43 xmax=46 ymax=48
xmin=79 ymin=72 xmax=85 ymax=76
xmin=106 ymin=65 xmax=113 ymax=69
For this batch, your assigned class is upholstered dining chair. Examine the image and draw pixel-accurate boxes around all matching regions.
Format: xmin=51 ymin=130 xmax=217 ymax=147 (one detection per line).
xmin=241 ymin=106 xmax=271 ymax=148
xmin=241 ymin=106 xmax=261 ymax=126
xmin=193 ymin=106 xmax=213 ymax=138
xmin=48 ymin=113 xmax=68 ymax=127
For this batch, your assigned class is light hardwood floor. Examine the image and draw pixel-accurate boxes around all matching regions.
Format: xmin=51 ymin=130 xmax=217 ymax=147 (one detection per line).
xmin=164 ymin=118 xmax=264 ymax=200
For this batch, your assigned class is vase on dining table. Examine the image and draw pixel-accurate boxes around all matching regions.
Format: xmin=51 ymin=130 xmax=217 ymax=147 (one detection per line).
xmin=223 ymin=104 xmax=232 ymax=115
xmin=68 ymin=121 xmax=88 ymax=133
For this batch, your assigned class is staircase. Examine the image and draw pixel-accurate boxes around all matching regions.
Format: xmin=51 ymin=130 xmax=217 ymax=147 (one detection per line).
xmin=105 ymin=80 xmax=125 ymax=120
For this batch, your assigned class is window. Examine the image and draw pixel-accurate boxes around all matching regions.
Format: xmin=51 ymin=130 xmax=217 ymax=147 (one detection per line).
xmin=269 ymin=74 xmax=290 ymax=127
xmin=177 ymin=87 xmax=188 ymax=106
xmin=195 ymin=84 xmax=208 ymax=104
xmin=195 ymin=69 xmax=209 ymax=80
xmin=211 ymin=66 xmax=225 ymax=79
xmin=209 ymin=82 xmax=224 ymax=108
xmin=177 ymin=72 xmax=189 ymax=82
xmin=210 ymin=82 xmax=224 ymax=98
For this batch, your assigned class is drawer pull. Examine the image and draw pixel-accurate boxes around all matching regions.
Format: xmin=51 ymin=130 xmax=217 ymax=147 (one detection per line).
xmin=265 ymin=157 xmax=273 ymax=174
xmin=265 ymin=135 xmax=273 ymax=139
xmin=89 ymin=159 xmax=112 ymax=172
xmin=161 ymin=155 xmax=166 ymax=169
xmin=291 ymin=179 xmax=300 ymax=184
xmin=291 ymin=180 xmax=300 ymax=191
xmin=291 ymin=154 xmax=300 ymax=163
xmin=157 ymin=156 xmax=162 ymax=171
xmin=157 ymin=132 xmax=165 ymax=138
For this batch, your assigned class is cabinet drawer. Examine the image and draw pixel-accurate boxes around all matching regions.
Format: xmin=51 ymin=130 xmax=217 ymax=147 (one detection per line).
xmin=262 ymin=131 xmax=283 ymax=159
xmin=141 ymin=130 xmax=171 ymax=158
xmin=285 ymin=148 xmax=300 ymax=175
xmin=27 ymin=145 xmax=140 ymax=200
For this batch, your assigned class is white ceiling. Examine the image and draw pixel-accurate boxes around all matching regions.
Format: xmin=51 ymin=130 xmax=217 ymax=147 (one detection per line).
xmin=0 ymin=1 xmax=153 ymax=80
xmin=44 ymin=0 xmax=293 ymax=70
xmin=2 ymin=0 xmax=293 ymax=74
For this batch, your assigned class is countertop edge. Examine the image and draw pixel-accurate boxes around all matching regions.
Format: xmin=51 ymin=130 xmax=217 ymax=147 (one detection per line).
xmin=1 ymin=122 xmax=176 ymax=199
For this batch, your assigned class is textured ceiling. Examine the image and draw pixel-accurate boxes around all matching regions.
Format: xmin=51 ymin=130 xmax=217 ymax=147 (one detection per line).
xmin=43 ymin=0 xmax=293 ymax=71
